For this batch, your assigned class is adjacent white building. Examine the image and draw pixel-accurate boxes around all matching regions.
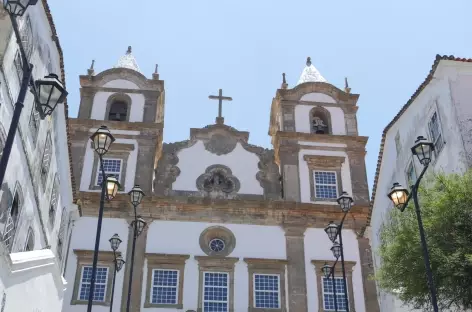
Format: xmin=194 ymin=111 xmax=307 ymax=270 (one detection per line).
xmin=369 ymin=55 xmax=472 ymax=311
xmin=0 ymin=1 xmax=76 ymax=311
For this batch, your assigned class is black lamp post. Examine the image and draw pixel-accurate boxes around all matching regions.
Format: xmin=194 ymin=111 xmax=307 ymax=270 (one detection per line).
xmin=322 ymin=262 xmax=339 ymax=312
xmin=324 ymin=191 xmax=353 ymax=312
xmin=0 ymin=1 xmax=68 ymax=186
xmin=109 ymin=234 xmax=125 ymax=312
xmin=387 ymin=136 xmax=439 ymax=312
xmin=126 ymin=185 xmax=146 ymax=312
xmin=87 ymin=126 xmax=120 ymax=312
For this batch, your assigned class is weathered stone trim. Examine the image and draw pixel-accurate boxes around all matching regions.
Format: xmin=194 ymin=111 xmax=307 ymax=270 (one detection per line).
xmin=71 ymin=249 xmax=120 ymax=306
xmin=89 ymin=141 xmax=135 ymax=152
xmin=105 ymin=92 xmax=132 ymax=122
xmin=283 ymin=226 xmax=308 ymax=311
xmin=199 ymin=226 xmax=236 ymax=257
xmin=143 ymin=253 xmax=189 ymax=309
xmin=357 ymin=237 xmax=380 ymax=312
xmin=311 ymin=260 xmax=356 ymax=312
xmin=303 ymin=155 xmax=345 ymax=202
xmin=244 ymin=258 xmax=288 ymax=312
xmin=89 ymin=152 xmax=128 ymax=191
xmin=81 ymin=85 xmax=161 ymax=95
xmin=79 ymin=192 xmax=370 ymax=231
xmin=195 ymin=256 xmax=239 ymax=312
xmin=276 ymin=82 xmax=359 ymax=105
xmin=280 ymin=100 xmax=359 ymax=114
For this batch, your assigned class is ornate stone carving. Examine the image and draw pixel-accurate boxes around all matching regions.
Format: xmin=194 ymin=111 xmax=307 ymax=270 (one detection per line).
xmin=303 ymin=155 xmax=345 ymax=169
xmin=196 ymin=165 xmax=240 ymax=198
xmin=204 ymin=133 xmax=237 ymax=155
xmin=153 ymin=141 xmax=194 ymax=195
xmin=255 ymin=149 xmax=282 ymax=200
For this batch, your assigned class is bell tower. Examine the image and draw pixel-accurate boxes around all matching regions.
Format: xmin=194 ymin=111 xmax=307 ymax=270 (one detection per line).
xmin=269 ymin=57 xmax=369 ymax=207
xmin=70 ymin=46 xmax=165 ymax=194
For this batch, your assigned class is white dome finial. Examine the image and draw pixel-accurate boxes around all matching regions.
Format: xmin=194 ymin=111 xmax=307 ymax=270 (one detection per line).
xmin=115 ymin=46 xmax=140 ymax=73
xmin=297 ymin=56 xmax=327 ymax=85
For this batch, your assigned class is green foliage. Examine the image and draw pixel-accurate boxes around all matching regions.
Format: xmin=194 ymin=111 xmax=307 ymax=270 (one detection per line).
xmin=376 ymin=170 xmax=472 ymax=311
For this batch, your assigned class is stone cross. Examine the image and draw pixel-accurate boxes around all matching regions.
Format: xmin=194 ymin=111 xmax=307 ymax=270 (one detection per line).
xmin=208 ymin=89 xmax=232 ymax=124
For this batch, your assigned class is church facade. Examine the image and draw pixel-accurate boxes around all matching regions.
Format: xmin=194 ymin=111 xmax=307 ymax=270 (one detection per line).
xmin=63 ymin=49 xmax=379 ymax=312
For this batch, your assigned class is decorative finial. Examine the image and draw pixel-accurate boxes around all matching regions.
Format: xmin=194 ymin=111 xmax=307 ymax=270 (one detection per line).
xmin=127 ymin=46 xmax=132 ymax=54
xmin=344 ymin=77 xmax=351 ymax=93
xmin=152 ymin=64 xmax=159 ymax=80
xmin=306 ymin=57 xmax=312 ymax=66
xmin=87 ymin=59 xmax=95 ymax=76
xmin=281 ymin=73 xmax=288 ymax=89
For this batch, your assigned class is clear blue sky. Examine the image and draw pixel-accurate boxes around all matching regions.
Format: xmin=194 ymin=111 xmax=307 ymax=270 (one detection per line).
xmin=48 ymin=0 xmax=471 ymax=191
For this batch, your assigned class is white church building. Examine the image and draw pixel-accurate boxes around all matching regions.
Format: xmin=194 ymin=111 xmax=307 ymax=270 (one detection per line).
xmin=61 ymin=50 xmax=379 ymax=312
xmin=370 ymin=55 xmax=472 ymax=311
xmin=0 ymin=1 xmax=76 ymax=311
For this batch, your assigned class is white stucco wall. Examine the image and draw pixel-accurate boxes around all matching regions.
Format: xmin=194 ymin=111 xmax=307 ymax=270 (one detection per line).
xmin=143 ymin=221 xmax=286 ymax=312
xmin=298 ymin=147 xmax=353 ymax=204
xmin=62 ymin=217 xmax=130 ymax=312
xmin=90 ymin=79 xmax=145 ymax=122
xmin=371 ymin=61 xmax=472 ymax=312
xmin=295 ymin=104 xmax=346 ymax=135
xmin=173 ymin=141 xmax=263 ymax=195
xmin=305 ymin=228 xmax=366 ymax=312
xmin=80 ymin=132 xmax=138 ymax=193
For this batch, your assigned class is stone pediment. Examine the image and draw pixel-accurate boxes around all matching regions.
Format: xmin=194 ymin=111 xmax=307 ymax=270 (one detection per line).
xmin=153 ymin=123 xmax=281 ymax=200
xmin=190 ymin=124 xmax=249 ymax=156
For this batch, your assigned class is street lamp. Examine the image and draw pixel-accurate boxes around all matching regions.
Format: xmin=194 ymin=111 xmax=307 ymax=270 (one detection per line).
xmin=0 ymin=2 xmax=68 ymax=187
xmin=126 ymin=185 xmax=146 ymax=312
xmin=87 ymin=126 xmax=119 ymax=312
xmin=3 ymin=0 xmax=38 ymax=16
xmin=387 ymin=136 xmax=439 ymax=312
xmin=109 ymin=234 xmax=125 ymax=312
xmin=323 ymin=191 xmax=354 ymax=312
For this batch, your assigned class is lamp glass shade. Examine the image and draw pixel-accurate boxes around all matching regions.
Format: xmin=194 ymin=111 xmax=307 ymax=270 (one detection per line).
xmin=90 ymin=126 xmax=115 ymax=156
xmin=387 ymin=183 xmax=409 ymax=210
xmin=105 ymin=176 xmax=120 ymax=200
xmin=4 ymin=0 xmax=37 ymax=16
xmin=337 ymin=191 xmax=354 ymax=213
xmin=132 ymin=216 xmax=147 ymax=236
xmin=411 ymin=136 xmax=435 ymax=166
xmin=331 ymin=242 xmax=342 ymax=259
xmin=324 ymin=222 xmax=338 ymax=243
xmin=128 ymin=185 xmax=145 ymax=207
xmin=115 ymin=255 xmax=125 ymax=272
xmin=35 ymin=73 xmax=68 ymax=118
xmin=109 ymin=233 xmax=121 ymax=251
xmin=321 ymin=263 xmax=332 ymax=278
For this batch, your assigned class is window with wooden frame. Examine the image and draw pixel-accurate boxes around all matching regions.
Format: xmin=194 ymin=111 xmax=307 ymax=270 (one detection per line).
xmin=244 ymin=258 xmax=287 ymax=312
xmin=428 ymin=111 xmax=445 ymax=157
xmin=195 ymin=256 xmax=238 ymax=312
xmin=304 ymin=155 xmax=345 ymax=202
xmin=144 ymin=254 xmax=189 ymax=309
xmin=41 ymin=133 xmax=52 ymax=186
xmin=71 ymin=250 xmax=118 ymax=306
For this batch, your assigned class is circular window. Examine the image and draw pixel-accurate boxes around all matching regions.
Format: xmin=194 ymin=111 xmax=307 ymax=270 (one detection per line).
xmin=209 ymin=238 xmax=225 ymax=252
xmin=199 ymin=226 xmax=236 ymax=257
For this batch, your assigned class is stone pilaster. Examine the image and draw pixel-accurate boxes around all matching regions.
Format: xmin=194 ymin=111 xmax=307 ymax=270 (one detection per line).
xmin=279 ymin=142 xmax=301 ymax=202
xmin=346 ymin=150 xmax=370 ymax=206
xmin=120 ymin=219 xmax=149 ymax=312
xmin=284 ymin=226 xmax=308 ymax=312
xmin=357 ymin=236 xmax=380 ymax=312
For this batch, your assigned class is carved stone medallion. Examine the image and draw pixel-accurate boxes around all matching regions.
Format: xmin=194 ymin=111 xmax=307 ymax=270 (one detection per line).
xmin=203 ymin=134 xmax=238 ymax=155
xmin=196 ymin=165 xmax=240 ymax=197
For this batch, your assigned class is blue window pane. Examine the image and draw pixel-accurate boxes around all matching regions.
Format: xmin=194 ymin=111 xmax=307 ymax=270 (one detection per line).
xmin=254 ymin=274 xmax=280 ymax=309
xmin=323 ymin=277 xmax=348 ymax=311
xmin=97 ymin=159 xmax=121 ymax=185
xmin=315 ymin=171 xmax=337 ymax=199
xmin=78 ymin=266 xmax=108 ymax=302
xmin=203 ymin=272 xmax=228 ymax=312
xmin=151 ymin=270 xmax=179 ymax=304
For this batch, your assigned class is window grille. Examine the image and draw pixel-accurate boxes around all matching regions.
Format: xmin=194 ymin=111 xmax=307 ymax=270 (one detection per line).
xmin=202 ymin=272 xmax=229 ymax=312
xmin=314 ymin=171 xmax=338 ymax=199
xmin=151 ymin=269 xmax=179 ymax=305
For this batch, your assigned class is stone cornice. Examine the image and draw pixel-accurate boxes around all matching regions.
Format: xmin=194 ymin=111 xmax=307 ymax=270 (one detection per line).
xmin=69 ymin=118 xmax=163 ymax=133
xmin=73 ymin=249 xmax=120 ymax=263
xmin=311 ymin=259 xmax=356 ymax=272
xmin=77 ymin=192 xmax=370 ymax=231
xmin=281 ymin=100 xmax=359 ymax=114
xmin=303 ymin=155 xmax=345 ymax=169
xmin=145 ymin=253 xmax=190 ymax=264
xmin=274 ymin=131 xmax=368 ymax=152
xmin=243 ymin=258 xmax=288 ymax=266
xmin=80 ymin=85 xmax=161 ymax=95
